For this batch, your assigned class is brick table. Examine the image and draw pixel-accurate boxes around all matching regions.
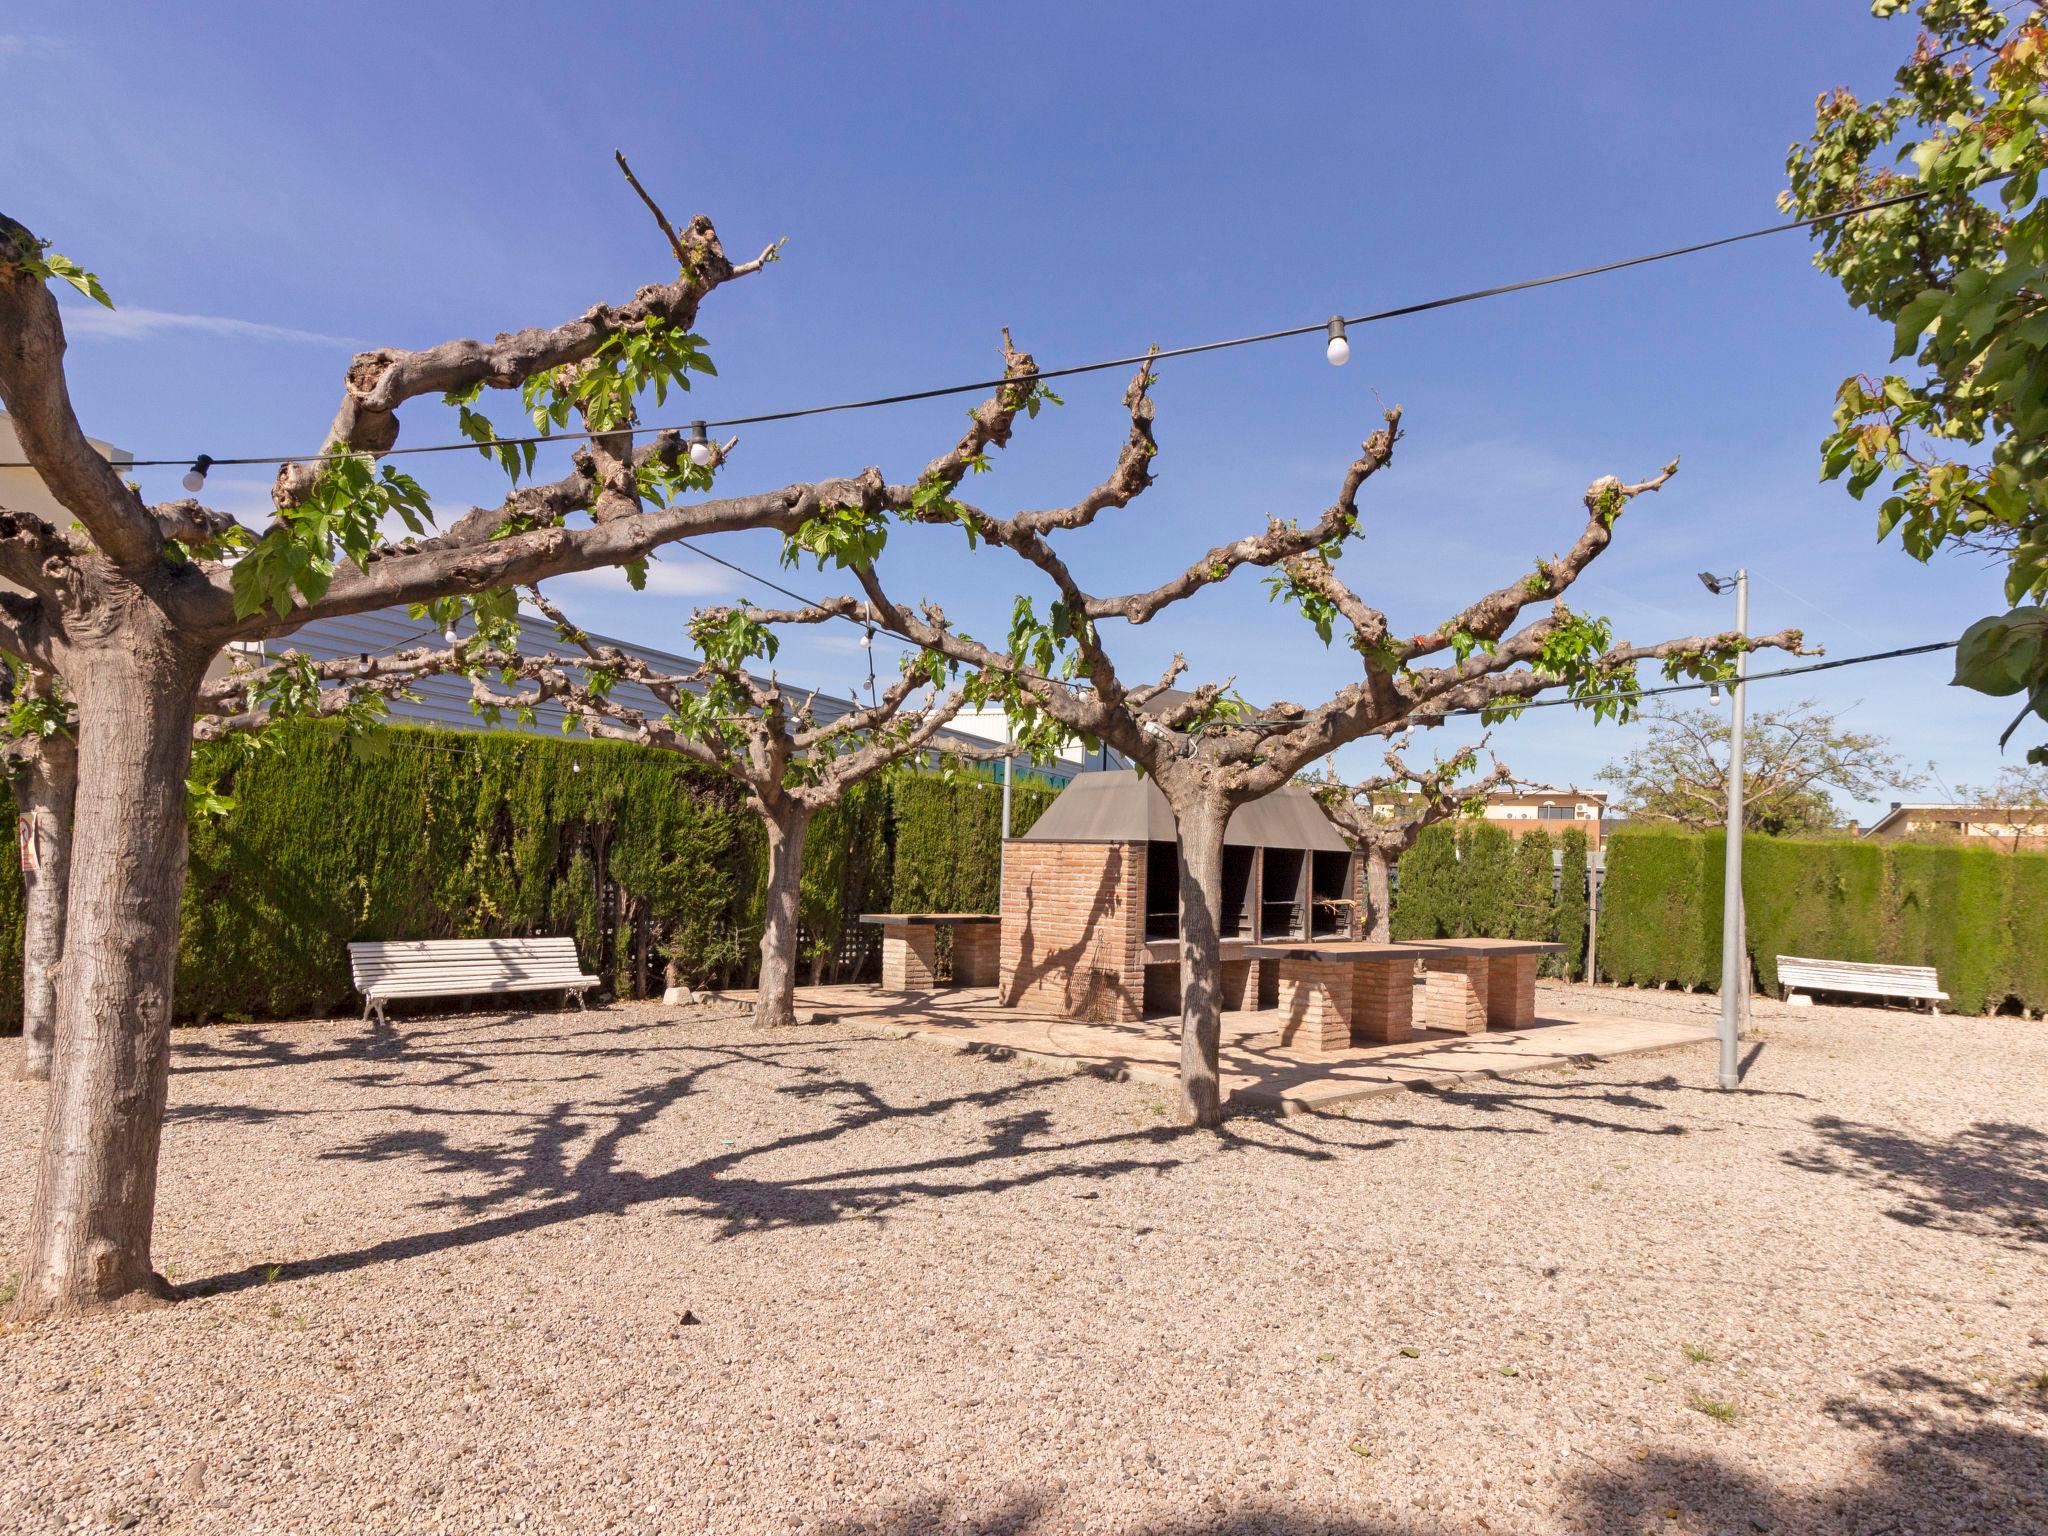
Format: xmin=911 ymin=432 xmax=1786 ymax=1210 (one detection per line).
xmin=1239 ymin=942 xmax=1437 ymax=1053
xmin=859 ymin=914 xmax=1002 ymax=991
xmin=1408 ymin=938 xmax=1563 ymax=1034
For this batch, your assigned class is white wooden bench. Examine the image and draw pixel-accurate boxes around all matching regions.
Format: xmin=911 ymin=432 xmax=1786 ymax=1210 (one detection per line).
xmin=1775 ymin=955 xmax=1948 ymax=1013
xmin=347 ymin=937 xmax=600 ymax=1029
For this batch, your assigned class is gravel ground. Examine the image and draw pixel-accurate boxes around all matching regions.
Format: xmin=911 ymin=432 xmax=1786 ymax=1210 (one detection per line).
xmin=1 ymin=983 xmax=2042 ymax=1535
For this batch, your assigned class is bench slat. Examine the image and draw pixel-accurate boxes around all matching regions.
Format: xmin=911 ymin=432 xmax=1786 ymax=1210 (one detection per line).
xmin=1775 ymin=954 xmax=1948 ymax=1003
xmin=348 ymin=937 xmax=598 ymax=1025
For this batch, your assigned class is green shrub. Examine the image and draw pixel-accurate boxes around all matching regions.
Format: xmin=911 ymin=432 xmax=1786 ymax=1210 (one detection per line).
xmin=1509 ymin=829 xmax=1555 ymax=943
xmin=0 ymin=724 xmax=1061 ymax=1029
xmin=1456 ymin=823 xmax=1516 ymax=937
xmin=1556 ymin=829 xmax=1589 ymax=979
xmin=1392 ymin=824 xmax=1461 ymax=939
xmin=1597 ymin=826 xmax=2048 ymax=1013
xmin=889 ymin=768 xmax=1054 ymax=914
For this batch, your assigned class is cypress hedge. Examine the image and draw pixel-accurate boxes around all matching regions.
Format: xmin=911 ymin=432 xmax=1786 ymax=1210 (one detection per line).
xmin=1508 ymin=829 xmax=1555 ymax=943
xmin=1457 ymin=823 xmax=1516 ymax=936
xmin=1596 ymin=827 xmax=2048 ymax=1014
xmin=1391 ymin=824 xmax=1461 ymax=939
xmin=0 ymin=723 xmax=1061 ymax=1028
xmin=1393 ymin=821 xmax=1566 ymax=955
xmin=1555 ymin=828 xmax=1590 ymax=979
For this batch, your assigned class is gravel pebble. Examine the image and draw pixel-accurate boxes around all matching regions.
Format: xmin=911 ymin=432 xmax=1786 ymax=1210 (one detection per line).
xmin=1 ymin=984 xmax=2042 ymax=1534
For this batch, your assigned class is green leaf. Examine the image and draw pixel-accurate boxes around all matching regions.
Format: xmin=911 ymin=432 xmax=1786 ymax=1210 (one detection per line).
xmin=1952 ymin=608 xmax=2047 ymax=697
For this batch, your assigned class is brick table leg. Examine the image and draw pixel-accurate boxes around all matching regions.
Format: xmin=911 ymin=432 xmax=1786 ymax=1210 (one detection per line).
xmin=1278 ymin=959 xmax=1352 ymax=1054
xmin=879 ymin=923 xmax=938 ymax=991
xmin=1350 ymin=958 xmax=1414 ymax=1045
xmin=1419 ymin=955 xmax=1489 ymax=1034
xmin=952 ymin=923 xmax=1000 ymax=986
xmin=1486 ymin=952 xmax=1538 ymax=1031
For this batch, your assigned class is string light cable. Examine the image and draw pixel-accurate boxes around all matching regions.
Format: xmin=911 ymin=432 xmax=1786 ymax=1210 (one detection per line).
xmin=0 ymin=176 xmax=1996 ymax=475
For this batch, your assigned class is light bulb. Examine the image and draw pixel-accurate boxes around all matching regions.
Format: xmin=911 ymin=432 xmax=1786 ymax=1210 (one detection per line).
xmin=687 ymin=421 xmax=715 ymax=467
xmin=860 ymin=628 xmax=873 ymax=650
xmin=1708 ymin=682 xmax=1722 ymax=705
xmin=1324 ymin=316 xmax=1349 ymax=367
xmin=180 ymin=454 xmax=214 ymax=493
xmin=443 ymin=626 xmax=460 ymax=647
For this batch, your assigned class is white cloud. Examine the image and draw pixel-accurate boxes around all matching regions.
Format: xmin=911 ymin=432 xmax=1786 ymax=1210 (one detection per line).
xmin=60 ymin=303 xmax=356 ymax=348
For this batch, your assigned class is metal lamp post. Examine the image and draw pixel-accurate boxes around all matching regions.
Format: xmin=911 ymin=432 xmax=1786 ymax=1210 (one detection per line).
xmin=1699 ymin=569 xmax=1748 ymax=1090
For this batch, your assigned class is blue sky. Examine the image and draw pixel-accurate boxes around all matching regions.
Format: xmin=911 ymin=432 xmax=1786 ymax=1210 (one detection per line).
xmin=5 ymin=1 xmax=2025 ymax=817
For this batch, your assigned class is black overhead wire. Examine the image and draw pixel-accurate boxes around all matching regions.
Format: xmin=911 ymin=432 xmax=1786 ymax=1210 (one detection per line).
xmin=1420 ymin=641 xmax=1959 ymax=722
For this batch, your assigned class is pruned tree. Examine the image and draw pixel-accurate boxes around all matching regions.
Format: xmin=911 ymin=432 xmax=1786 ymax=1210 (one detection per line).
xmin=752 ymin=339 xmax=1807 ymax=1124
xmin=1597 ymin=699 xmax=1920 ymax=834
xmin=0 ymin=160 xmax=1023 ymax=1318
xmin=466 ymin=589 xmax=993 ymax=1029
xmin=1312 ymin=738 xmax=1513 ymax=942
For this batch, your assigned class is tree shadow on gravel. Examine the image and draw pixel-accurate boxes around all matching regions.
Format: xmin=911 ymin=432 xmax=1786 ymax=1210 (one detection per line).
xmin=801 ymin=1365 xmax=2047 ymax=1534
xmin=169 ymin=1010 xmax=690 ymax=1089
xmin=183 ymin=1028 xmax=1355 ymax=1298
xmin=1782 ymin=1115 xmax=2048 ymax=1250
xmin=1307 ymin=1069 xmax=1714 ymax=1141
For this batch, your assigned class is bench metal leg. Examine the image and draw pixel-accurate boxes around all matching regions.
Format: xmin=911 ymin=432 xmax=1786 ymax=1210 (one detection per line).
xmin=570 ymin=987 xmax=588 ymax=1011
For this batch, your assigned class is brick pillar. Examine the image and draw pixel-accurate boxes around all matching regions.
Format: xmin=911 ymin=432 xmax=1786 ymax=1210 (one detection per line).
xmin=953 ymin=923 xmax=1000 ymax=987
xmin=1420 ymin=954 xmax=1489 ymax=1034
xmin=1278 ymin=958 xmax=1352 ymax=1054
xmin=1486 ymin=952 xmax=1537 ymax=1031
xmin=1351 ymin=958 xmax=1414 ymax=1045
xmin=880 ymin=923 xmax=938 ymax=992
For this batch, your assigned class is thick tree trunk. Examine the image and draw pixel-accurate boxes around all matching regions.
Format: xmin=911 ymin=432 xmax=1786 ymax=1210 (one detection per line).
xmin=754 ymin=800 xmax=811 ymax=1029
xmin=12 ymin=648 xmax=204 ymax=1318
xmin=1363 ymin=843 xmax=1393 ymax=945
xmin=1173 ymin=801 xmax=1230 ymax=1127
xmin=11 ymin=730 xmax=77 ymax=1082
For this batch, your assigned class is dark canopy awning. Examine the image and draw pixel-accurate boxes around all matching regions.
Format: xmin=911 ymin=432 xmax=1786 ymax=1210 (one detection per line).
xmin=1017 ymin=770 xmax=1348 ymax=851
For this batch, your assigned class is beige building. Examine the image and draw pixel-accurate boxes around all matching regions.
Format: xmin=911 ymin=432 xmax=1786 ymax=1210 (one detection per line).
xmin=1479 ymin=785 xmax=1608 ymax=850
xmin=0 ymin=413 xmax=133 ymax=526
xmin=1859 ymin=801 xmax=2048 ymax=853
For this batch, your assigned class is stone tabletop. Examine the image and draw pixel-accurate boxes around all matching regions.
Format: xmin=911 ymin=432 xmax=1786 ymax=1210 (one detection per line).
xmin=858 ymin=913 xmax=1002 ymax=926
xmin=1407 ymin=938 xmax=1564 ymax=954
xmin=1236 ymin=942 xmax=1440 ymax=962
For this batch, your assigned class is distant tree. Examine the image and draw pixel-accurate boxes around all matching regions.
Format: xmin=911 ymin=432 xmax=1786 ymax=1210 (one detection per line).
xmin=1312 ymin=738 xmax=1511 ymax=942
xmin=1597 ymin=700 xmax=1919 ymax=834
xmin=1951 ymin=761 xmax=2048 ymax=850
xmin=1783 ymin=1 xmax=2048 ymax=761
xmin=1509 ymin=828 xmax=1556 ymax=942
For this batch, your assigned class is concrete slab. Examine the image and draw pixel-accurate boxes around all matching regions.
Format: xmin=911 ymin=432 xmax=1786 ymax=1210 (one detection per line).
xmin=730 ymin=982 xmax=1716 ymax=1114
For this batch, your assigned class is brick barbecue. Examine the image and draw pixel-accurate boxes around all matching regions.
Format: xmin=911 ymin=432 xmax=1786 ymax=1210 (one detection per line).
xmin=998 ymin=770 xmax=1360 ymax=1024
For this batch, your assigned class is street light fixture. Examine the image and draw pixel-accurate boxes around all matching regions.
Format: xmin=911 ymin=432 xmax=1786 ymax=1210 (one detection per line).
xmin=1701 ymin=567 xmax=1748 ymax=1090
